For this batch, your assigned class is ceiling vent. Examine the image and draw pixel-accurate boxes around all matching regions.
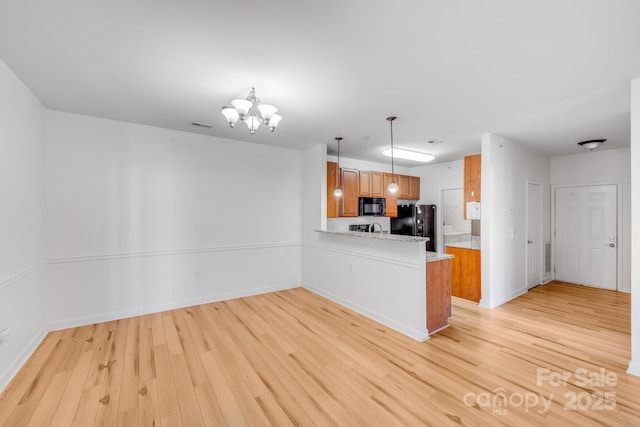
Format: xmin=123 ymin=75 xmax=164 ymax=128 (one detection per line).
xmin=190 ymin=122 xmax=212 ymax=128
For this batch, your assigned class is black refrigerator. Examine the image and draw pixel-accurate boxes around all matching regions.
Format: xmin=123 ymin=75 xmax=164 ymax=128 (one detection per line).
xmin=390 ymin=204 xmax=436 ymax=252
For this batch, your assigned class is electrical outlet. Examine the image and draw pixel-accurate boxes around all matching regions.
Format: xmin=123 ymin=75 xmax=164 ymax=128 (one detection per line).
xmin=0 ymin=327 xmax=9 ymax=344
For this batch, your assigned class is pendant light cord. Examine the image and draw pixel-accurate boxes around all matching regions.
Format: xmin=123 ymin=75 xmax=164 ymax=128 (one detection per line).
xmin=387 ymin=116 xmax=397 ymax=182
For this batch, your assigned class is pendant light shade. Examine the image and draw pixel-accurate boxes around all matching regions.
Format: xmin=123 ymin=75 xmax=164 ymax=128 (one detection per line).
xmin=386 ymin=116 xmax=399 ymax=194
xmin=334 ymin=137 xmax=343 ymax=197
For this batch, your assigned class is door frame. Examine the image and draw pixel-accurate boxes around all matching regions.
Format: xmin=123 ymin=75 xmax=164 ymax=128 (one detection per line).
xmin=525 ymin=180 xmax=543 ymax=289
xmin=439 ymin=187 xmax=465 ymax=254
xmin=551 ymin=181 xmax=623 ymax=290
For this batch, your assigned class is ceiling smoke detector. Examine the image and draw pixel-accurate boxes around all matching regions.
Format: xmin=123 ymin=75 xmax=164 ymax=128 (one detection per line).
xmin=577 ymin=139 xmax=606 ymax=150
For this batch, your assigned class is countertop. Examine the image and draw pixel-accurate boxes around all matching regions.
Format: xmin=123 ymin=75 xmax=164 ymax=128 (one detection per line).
xmin=315 ymin=229 xmax=430 ymax=243
xmin=426 ymin=252 xmax=454 ymax=262
xmin=445 ymin=241 xmax=481 ymax=250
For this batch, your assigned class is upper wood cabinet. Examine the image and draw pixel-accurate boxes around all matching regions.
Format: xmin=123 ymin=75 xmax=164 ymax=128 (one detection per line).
xmin=327 ymin=162 xmax=339 ymax=219
xmin=409 ymin=176 xmax=420 ymax=200
xmin=340 ymin=168 xmax=360 ymax=217
xmin=464 ymin=154 xmax=481 ymax=219
xmin=383 ymin=173 xmax=398 ymax=217
xmin=397 ymin=175 xmax=411 ymax=199
xmin=359 ymin=171 xmax=384 ymax=197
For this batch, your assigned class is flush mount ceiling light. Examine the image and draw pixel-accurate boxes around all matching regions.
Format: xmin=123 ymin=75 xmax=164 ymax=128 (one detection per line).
xmin=334 ymin=137 xmax=343 ymax=198
xmin=221 ymin=87 xmax=282 ymax=134
xmin=382 ymin=147 xmax=435 ymax=163
xmin=386 ymin=116 xmax=399 ymax=194
xmin=577 ymin=139 xmax=606 ymax=150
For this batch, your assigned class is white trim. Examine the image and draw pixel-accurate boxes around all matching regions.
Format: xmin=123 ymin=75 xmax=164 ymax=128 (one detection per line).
xmin=48 ymin=281 xmax=300 ymax=331
xmin=627 ymin=360 xmax=640 ymax=377
xmin=303 ymin=242 xmax=422 ymax=270
xmin=479 ymin=286 xmax=527 ymax=309
xmin=551 ymin=182 xmax=623 ymax=290
xmin=0 ymin=328 xmax=48 ymax=393
xmin=525 ymin=180 xmax=544 ymax=289
xmin=0 ymin=261 xmax=45 ymax=290
xmin=46 ymin=242 xmax=300 ymax=264
xmin=302 ymin=281 xmax=429 ymax=342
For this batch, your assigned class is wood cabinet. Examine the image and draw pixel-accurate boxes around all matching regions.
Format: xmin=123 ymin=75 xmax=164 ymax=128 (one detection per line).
xmin=359 ymin=171 xmax=384 ymax=197
xmin=409 ymin=176 xmax=421 ymax=200
xmin=464 ymin=154 xmax=481 ymax=219
xmin=326 ymin=162 xmax=339 ymax=218
xmin=340 ymin=168 xmax=360 ymax=217
xmin=383 ymin=173 xmax=398 ymax=217
xmin=426 ymin=258 xmax=452 ymax=333
xmin=446 ymin=246 xmax=481 ymax=303
xmin=397 ymin=175 xmax=411 ymax=199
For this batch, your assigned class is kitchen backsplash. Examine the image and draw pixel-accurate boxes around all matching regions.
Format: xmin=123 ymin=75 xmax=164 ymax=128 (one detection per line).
xmin=327 ymin=217 xmax=391 ymax=233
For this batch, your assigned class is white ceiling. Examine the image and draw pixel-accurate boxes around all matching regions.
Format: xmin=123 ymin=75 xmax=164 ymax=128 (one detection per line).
xmin=1 ymin=0 xmax=639 ymax=167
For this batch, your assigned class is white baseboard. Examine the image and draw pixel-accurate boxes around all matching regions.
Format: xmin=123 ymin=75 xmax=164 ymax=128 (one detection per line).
xmin=0 ymin=328 xmax=48 ymax=393
xmin=302 ymin=281 xmax=429 ymax=342
xmin=479 ymin=286 xmax=528 ymax=309
xmin=627 ymin=360 xmax=640 ymax=377
xmin=48 ymin=282 xmax=300 ymax=331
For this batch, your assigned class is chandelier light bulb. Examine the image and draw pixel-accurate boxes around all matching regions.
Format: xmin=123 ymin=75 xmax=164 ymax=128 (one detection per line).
xmin=221 ymin=88 xmax=282 ymax=134
xmin=388 ymin=181 xmax=399 ymax=194
xmin=334 ymin=187 xmax=343 ymax=197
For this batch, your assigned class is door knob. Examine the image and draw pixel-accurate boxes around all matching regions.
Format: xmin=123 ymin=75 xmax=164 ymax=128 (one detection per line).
xmin=609 ymin=243 xmax=615 ymax=247
xmin=527 ymin=240 xmax=533 ymax=244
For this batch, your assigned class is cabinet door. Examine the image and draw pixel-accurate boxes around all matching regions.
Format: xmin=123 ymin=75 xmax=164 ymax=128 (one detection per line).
xmin=370 ymin=171 xmax=384 ymax=197
xmin=409 ymin=176 xmax=420 ymax=200
xmin=340 ymin=168 xmax=360 ymax=217
xmin=326 ymin=162 xmax=339 ymax=218
xmin=466 ymin=249 xmax=482 ymax=303
xmin=446 ymin=246 xmax=463 ymax=299
xmin=426 ymin=259 xmax=452 ymax=333
xmin=464 ymin=154 xmax=481 ymax=218
xmin=383 ymin=173 xmax=398 ymax=217
xmin=359 ymin=171 xmax=371 ymax=196
xmin=397 ymin=174 xmax=410 ymax=199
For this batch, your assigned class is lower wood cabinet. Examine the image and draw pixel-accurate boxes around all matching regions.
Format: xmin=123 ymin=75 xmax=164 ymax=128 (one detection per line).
xmin=426 ymin=259 xmax=452 ymax=333
xmin=446 ymin=246 xmax=481 ymax=303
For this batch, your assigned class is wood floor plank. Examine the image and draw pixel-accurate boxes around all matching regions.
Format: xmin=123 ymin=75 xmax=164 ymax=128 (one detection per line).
xmin=1 ymin=282 xmax=640 ymax=426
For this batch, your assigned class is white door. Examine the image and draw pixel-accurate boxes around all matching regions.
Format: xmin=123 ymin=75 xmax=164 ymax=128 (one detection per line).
xmin=555 ymin=185 xmax=617 ymax=290
xmin=526 ymin=182 xmax=542 ymax=289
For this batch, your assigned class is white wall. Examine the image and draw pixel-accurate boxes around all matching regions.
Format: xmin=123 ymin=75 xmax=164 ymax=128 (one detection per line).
xmin=480 ymin=133 xmax=551 ymax=308
xmin=44 ymin=111 xmax=303 ymax=328
xmin=629 ymin=78 xmax=640 ymax=376
xmin=551 ymin=148 xmax=631 ymax=293
xmin=0 ymin=59 xmax=47 ymax=391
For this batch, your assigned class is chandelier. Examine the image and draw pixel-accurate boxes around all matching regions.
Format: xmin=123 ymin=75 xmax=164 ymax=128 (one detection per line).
xmin=221 ymin=87 xmax=282 ymax=134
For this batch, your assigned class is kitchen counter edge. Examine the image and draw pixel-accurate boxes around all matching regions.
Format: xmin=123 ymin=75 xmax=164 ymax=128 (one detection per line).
xmin=315 ymin=229 xmax=430 ymax=243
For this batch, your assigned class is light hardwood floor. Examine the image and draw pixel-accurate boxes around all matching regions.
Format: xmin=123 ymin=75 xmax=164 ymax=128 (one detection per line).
xmin=1 ymin=281 xmax=639 ymax=426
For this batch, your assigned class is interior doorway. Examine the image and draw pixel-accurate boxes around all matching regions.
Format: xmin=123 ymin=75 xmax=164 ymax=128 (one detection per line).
xmin=440 ymin=188 xmax=471 ymax=253
xmin=554 ymin=184 xmax=618 ymax=290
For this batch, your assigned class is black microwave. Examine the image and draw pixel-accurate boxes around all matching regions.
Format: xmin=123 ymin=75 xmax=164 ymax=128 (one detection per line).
xmin=358 ymin=197 xmax=386 ymax=216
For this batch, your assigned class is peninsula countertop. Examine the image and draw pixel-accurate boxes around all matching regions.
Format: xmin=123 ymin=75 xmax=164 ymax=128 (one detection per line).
xmin=445 ymin=240 xmax=481 ymax=250
xmin=426 ymin=252 xmax=454 ymax=262
xmin=315 ymin=229 xmax=430 ymax=243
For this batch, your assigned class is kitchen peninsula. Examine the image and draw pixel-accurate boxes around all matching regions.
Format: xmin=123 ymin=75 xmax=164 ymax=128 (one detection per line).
xmin=306 ymin=230 xmax=453 ymax=341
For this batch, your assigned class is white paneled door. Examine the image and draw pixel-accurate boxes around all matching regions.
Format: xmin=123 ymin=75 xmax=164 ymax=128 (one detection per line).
xmin=555 ymin=185 xmax=617 ymax=290
xmin=527 ymin=182 xmax=542 ymax=289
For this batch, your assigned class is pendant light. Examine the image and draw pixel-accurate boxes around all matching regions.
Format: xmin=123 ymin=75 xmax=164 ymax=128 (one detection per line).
xmin=387 ymin=116 xmax=399 ymax=194
xmin=334 ymin=137 xmax=343 ymax=197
